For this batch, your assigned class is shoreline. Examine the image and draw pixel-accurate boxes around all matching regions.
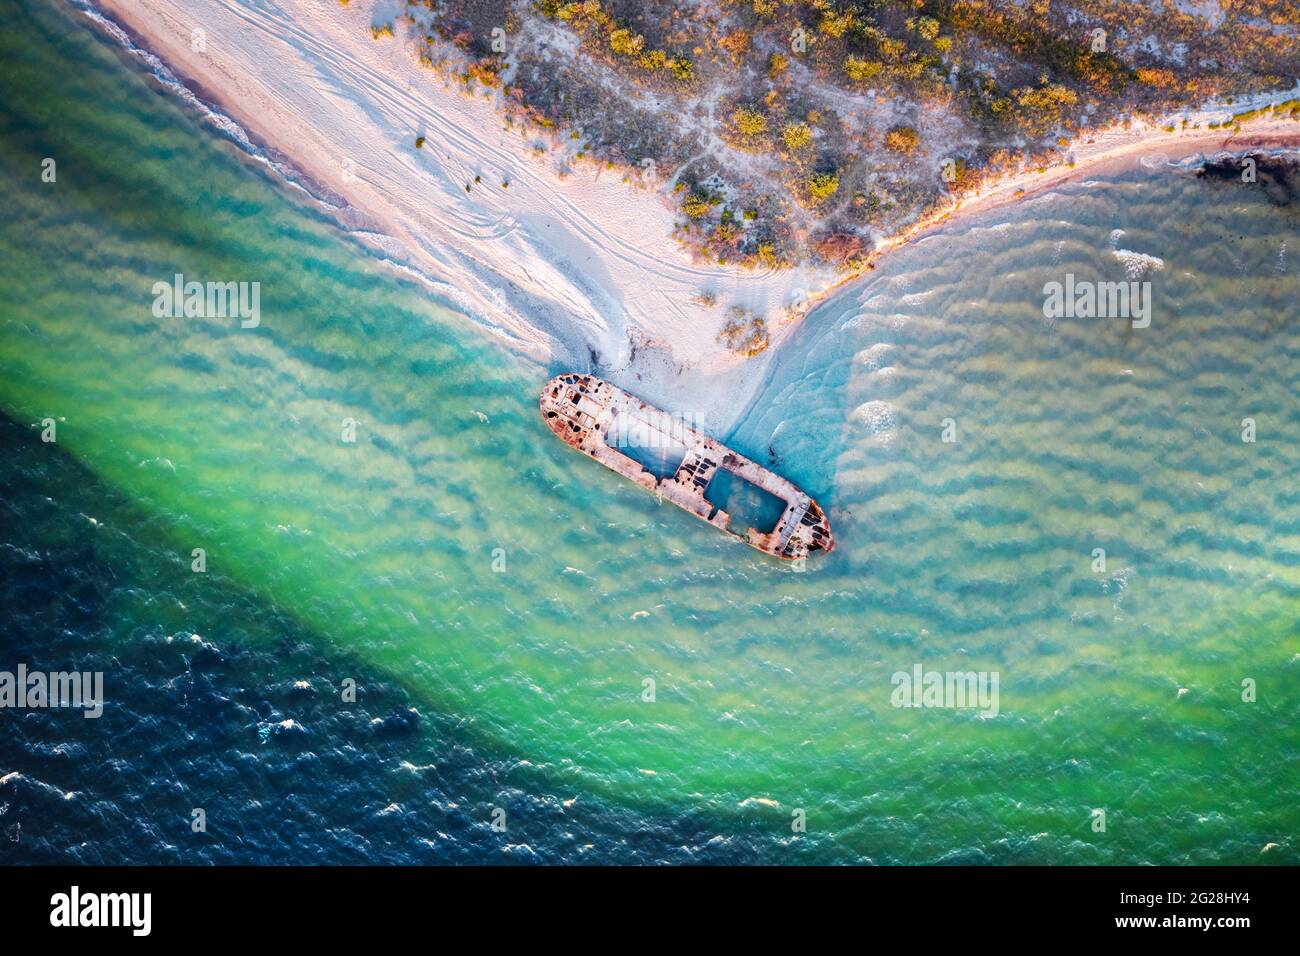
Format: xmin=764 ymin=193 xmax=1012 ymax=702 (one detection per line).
xmin=82 ymin=0 xmax=1299 ymax=431
xmin=869 ymin=115 xmax=1300 ymax=266
xmin=83 ymin=0 xmax=835 ymax=433
xmin=801 ymin=101 xmax=1300 ymax=316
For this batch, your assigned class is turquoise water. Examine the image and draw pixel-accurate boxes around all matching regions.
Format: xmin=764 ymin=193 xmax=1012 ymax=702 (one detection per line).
xmin=0 ymin=0 xmax=1297 ymax=863
xmin=702 ymin=468 xmax=790 ymax=537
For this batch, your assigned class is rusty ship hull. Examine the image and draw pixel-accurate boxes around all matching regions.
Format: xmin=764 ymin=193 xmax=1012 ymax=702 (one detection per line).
xmin=539 ymin=374 xmax=834 ymax=560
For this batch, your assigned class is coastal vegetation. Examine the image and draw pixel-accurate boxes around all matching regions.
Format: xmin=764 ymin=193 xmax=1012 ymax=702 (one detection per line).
xmin=716 ymin=307 xmax=771 ymax=357
xmin=395 ymin=0 xmax=1299 ymax=271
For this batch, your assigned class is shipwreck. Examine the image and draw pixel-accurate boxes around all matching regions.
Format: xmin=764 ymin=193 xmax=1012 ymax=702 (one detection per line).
xmin=539 ymin=373 xmax=834 ymax=560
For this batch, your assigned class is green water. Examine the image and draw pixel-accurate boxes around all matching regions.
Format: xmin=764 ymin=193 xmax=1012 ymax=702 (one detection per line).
xmin=0 ymin=0 xmax=1296 ymax=862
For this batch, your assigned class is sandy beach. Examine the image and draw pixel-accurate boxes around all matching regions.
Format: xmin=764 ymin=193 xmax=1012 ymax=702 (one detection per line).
xmin=86 ymin=0 xmax=1298 ymax=430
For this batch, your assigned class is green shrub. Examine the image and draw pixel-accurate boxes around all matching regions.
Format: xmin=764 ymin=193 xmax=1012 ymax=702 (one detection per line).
xmin=682 ymin=193 xmax=712 ymax=219
xmin=914 ymin=16 xmax=940 ymax=41
xmin=782 ymin=122 xmax=813 ymax=150
xmin=807 ymin=172 xmax=839 ymax=202
xmin=819 ymin=9 xmax=855 ymax=38
xmin=733 ymin=107 xmax=767 ymax=138
xmin=844 ymin=56 xmax=883 ymax=82
xmin=885 ymin=126 xmax=920 ymax=153
xmin=609 ymin=27 xmax=645 ymax=56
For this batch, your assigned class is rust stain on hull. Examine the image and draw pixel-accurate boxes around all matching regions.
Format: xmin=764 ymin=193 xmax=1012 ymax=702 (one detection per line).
xmin=540 ymin=373 xmax=834 ymax=560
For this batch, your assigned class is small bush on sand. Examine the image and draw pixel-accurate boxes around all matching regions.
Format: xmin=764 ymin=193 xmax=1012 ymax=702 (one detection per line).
xmin=718 ymin=29 xmax=751 ymax=62
xmin=465 ymin=59 xmax=502 ymax=87
xmin=912 ymin=16 xmax=940 ymax=41
xmin=885 ymin=126 xmax=920 ymax=154
xmin=718 ymin=308 xmax=769 ymax=357
xmin=1013 ymin=85 xmax=1078 ymax=135
xmin=844 ymin=56 xmax=883 ymax=83
xmin=682 ymin=193 xmax=712 ymax=219
xmin=807 ymin=172 xmax=839 ymax=203
xmin=813 ymin=231 xmax=865 ymax=266
xmin=609 ymin=28 xmax=645 ymax=57
xmin=732 ymin=107 xmax=767 ymax=138
xmin=782 ymin=122 xmax=813 ymax=151
xmin=818 ymin=9 xmax=855 ymax=37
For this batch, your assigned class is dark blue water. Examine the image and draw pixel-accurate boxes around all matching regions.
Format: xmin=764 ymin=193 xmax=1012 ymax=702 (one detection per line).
xmin=0 ymin=411 xmax=811 ymax=863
